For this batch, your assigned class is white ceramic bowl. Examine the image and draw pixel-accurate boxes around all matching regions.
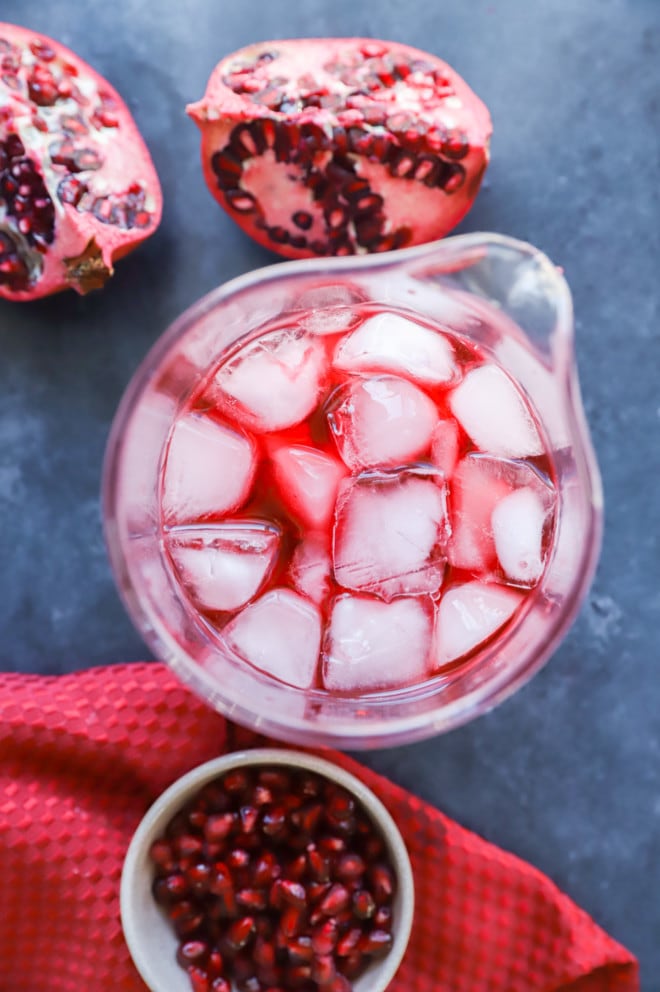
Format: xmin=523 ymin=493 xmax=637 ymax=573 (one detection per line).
xmin=121 ymin=748 xmax=415 ymax=992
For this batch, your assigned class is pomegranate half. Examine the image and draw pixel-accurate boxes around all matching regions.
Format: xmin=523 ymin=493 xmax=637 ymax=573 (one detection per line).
xmin=188 ymin=38 xmax=492 ymax=259
xmin=0 ymin=23 xmax=162 ymax=301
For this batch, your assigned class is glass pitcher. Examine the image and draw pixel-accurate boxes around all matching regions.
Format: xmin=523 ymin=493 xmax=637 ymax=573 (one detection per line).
xmin=102 ymin=233 xmax=603 ymax=748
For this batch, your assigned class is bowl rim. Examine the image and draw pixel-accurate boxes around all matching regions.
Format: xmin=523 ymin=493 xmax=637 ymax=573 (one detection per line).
xmin=121 ymin=747 xmax=415 ymax=992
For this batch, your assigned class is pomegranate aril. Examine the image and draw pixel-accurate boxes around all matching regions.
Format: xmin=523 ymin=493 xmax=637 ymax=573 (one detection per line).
xmin=227 ymin=916 xmax=256 ymax=951
xmin=335 ymin=853 xmax=365 ymax=882
xmin=205 ymin=812 xmax=237 ymax=842
xmin=169 ymin=902 xmax=204 ymax=937
xmin=254 ymin=935 xmax=277 ymax=969
xmin=262 ymin=806 xmax=287 ymax=838
xmin=279 ymin=879 xmax=307 ymax=908
xmin=368 ymin=864 xmax=395 ymax=904
xmin=307 ymin=881 xmax=332 ymax=905
xmin=160 ymin=872 xmax=189 ymax=900
xmin=177 ymin=940 xmax=209 ymax=968
xmin=187 ymin=965 xmax=211 ymax=992
xmin=211 ymin=980 xmax=231 ymax=992
xmin=207 ymin=949 xmax=225 ymax=978
xmin=252 ymin=851 xmax=281 ymax=886
xmin=187 ymin=862 xmax=212 ymax=893
xmin=237 ymin=887 xmax=268 ymax=911
xmin=352 ymin=889 xmax=376 ymax=920
xmin=337 ymin=952 xmax=364 ymax=980
xmin=149 ymin=838 xmax=175 ymax=871
xmin=311 ymin=918 xmax=339 ymax=956
xmin=307 ymin=846 xmax=330 ymax=882
xmin=374 ymin=904 xmax=392 ymax=928
xmin=286 ymin=935 xmax=314 ymax=963
xmin=175 ymin=833 xmax=204 ymax=859
xmin=318 ymin=883 xmax=350 ymax=917
xmin=360 ymin=928 xmax=393 ymax=956
xmin=290 ymin=802 xmax=324 ymax=836
xmin=239 ymin=804 xmax=260 ymax=833
xmin=280 ymin=904 xmax=306 ymax=938
xmin=336 ymin=927 xmax=362 ymax=957
xmin=284 ymin=964 xmax=312 ymax=989
xmin=258 ymin=768 xmax=293 ymax=792
xmin=237 ymin=977 xmax=262 ymax=992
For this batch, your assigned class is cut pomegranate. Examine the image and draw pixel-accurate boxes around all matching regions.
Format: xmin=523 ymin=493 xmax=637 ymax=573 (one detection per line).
xmin=0 ymin=22 xmax=161 ymax=300
xmin=188 ymin=38 xmax=491 ymax=258
xmin=150 ymin=765 xmax=397 ymax=992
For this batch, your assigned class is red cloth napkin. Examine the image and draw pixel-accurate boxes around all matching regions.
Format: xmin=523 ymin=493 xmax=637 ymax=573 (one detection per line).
xmin=0 ymin=662 xmax=638 ymax=992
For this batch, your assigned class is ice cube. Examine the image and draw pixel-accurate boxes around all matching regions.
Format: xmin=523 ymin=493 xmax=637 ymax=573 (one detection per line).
xmin=333 ymin=311 xmax=456 ymax=385
xmin=431 ymin=417 xmax=460 ymax=478
xmin=433 ymin=580 xmax=523 ymax=667
xmin=492 ymin=487 xmax=549 ymax=585
xmin=211 ymin=326 xmax=326 ymax=432
xmin=288 ymin=535 xmax=332 ymax=604
xmin=301 ymin=307 xmax=361 ymax=337
xmin=326 ymin=376 xmax=437 ymax=471
xmin=323 ymin=595 xmax=433 ymax=692
xmin=222 ymin=588 xmax=322 ymax=688
xmin=446 ymin=453 xmax=554 ymax=574
xmin=448 ymin=364 xmax=543 ymax=458
xmin=162 ymin=413 xmax=257 ymax=523
xmin=166 ymin=520 xmax=280 ymax=613
xmin=333 ymin=471 xmax=449 ymax=600
xmin=270 ymin=445 xmax=346 ymax=529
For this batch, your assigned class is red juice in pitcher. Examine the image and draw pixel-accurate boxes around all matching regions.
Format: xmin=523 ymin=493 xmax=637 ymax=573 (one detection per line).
xmin=158 ymin=303 xmax=557 ymax=695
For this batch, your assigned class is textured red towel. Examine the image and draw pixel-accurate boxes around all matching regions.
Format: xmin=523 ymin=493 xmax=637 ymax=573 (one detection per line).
xmin=0 ymin=663 xmax=638 ymax=992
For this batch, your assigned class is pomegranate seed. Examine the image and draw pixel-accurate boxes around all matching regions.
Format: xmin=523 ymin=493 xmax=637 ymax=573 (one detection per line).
xmin=311 ymin=918 xmax=339 ymax=955
xmin=261 ymin=805 xmax=287 ymax=837
xmin=175 ymin=833 xmax=204 ymax=859
xmin=285 ymin=963 xmax=312 ymax=989
xmin=360 ymin=928 xmax=393 ymax=956
xmin=352 ymin=889 xmax=376 ymax=920
xmin=280 ymin=904 xmax=306 ymax=938
xmin=336 ymin=927 xmax=362 ymax=957
xmin=176 ymin=940 xmax=209 ymax=967
xmin=252 ymin=851 xmax=281 ymax=886
xmin=239 ymin=804 xmax=260 ymax=833
xmin=307 ymin=881 xmax=331 ymax=904
xmin=336 ymin=853 xmax=365 ymax=882
xmin=254 ymin=935 xmax=276 ymax=968
xmin=374 ymin=904 xmax=392 ymax=928
xmin=207 ymin=949 xmax=225 ymax=977
xmin=149 ymin=838 xmax=175 ymax=871
xmin=290 ymin=802 xmax=323 ymax=835
xmin=187 ymin=862 xmax=211 ymax=894
xmin=169 ymin=902 xmax=204 ymax=937
xmin=286 ymin=934 xmax=314 ymax=963
xmin=307 ymin=846 xmax=330 ymax=882
xmin=209 ymin=862 xmax=232 ymax=893
xmin=223 ymin=769 xmax=252 ymax=794
xmin=318 ymin=835 xmax=346 ymax=855
xmin=338 ymin=952 xmax=364 ymax=980
xmin=257 ymin=768 xmax=292 ymax=792
xmin=279 ymin=879 xmax=307 ymax=908
xmin=228 ymin=848 xmax=251 ymax=871
xmin=311 ymin=953 xmax=337 ymax=985
xmin=237 ymin=887 xmax=268 ymax=911
xmin=227 ymin=916 xmax=256 ymax=951
xmin=187 ymin=965 xmax=211 ymax=992
xmin=205 ymin=812 xmax=237 ymax=842
xmin=252 ymin=784 xmax=273 ymax=806
xmin=284 ymin=854 xmax=307 ymax=881
xmin=210 ymin=980 xmax=230 ymax=992
xmin=369 ymin=864 xmax=395 ymax=904
xmin=161 ymin=872 xmax=189 ymax=899
xmin=318 ymin=884 xmax=350 ymax=917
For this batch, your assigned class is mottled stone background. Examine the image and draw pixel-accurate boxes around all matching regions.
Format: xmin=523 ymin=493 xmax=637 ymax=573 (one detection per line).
xmin=0 ymin=0 xmax=658 ymax=985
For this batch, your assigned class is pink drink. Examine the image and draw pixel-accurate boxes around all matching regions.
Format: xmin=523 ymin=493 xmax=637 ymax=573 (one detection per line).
xmin=159 ymin=304 xmax=557 ymax=695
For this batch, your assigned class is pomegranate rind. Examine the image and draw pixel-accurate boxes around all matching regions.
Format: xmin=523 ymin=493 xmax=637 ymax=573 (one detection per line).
xmin=188 ymin=38 xmax=492 ymax=259
xmin=0 ymin=22 xmax=163 ymax=300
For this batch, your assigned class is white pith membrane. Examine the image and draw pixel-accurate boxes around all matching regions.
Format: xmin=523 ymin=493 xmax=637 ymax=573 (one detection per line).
xmin=162 ymin=307 xmax=556 ymax=693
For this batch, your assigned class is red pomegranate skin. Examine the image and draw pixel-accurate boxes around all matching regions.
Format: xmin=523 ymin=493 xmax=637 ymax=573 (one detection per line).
xmin=0 ymin=22 xmax=162 ymax=301
xmin=188 ymin=38 xmax=492 ymax=259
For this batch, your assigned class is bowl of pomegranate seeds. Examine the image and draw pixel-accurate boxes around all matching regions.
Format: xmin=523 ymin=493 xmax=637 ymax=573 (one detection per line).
xmin=120 ymin=749 xmax=414 ymax=992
